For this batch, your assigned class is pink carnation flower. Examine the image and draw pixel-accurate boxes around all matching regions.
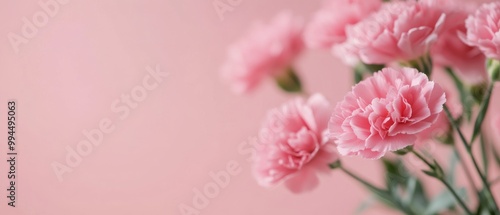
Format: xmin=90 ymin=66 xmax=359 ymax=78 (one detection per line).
xmin=430 ymin=1 xmax=487 ymax=83
xmin=336 ymin=1 xmax=446 ymax=64
xmin=415 ymin=89 xmax=461 ymax=146
xmin=329 ymin=67 xmax=446 ymax=159
xmin=221 ymin=12 xmax=304 ymax=94
xmin=253 ymin=94 xmax=338 ymax=193
xmin=463 ymin=2 xmax=500 ymax=60
xmin=304 ymin=0 xmax=381 ymax=49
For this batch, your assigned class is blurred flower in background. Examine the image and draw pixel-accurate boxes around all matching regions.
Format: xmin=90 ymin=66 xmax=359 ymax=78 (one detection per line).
xmin=220 ymin=12 xmax=305 ymax=94
xmin=336 ymin=0 xmax=446 ymax=65
xmin=304 ymin=0 xmax=382 ymax=50
xmin=463 ymin=2 xmax=500 ymax=61
xmin=428 ymin=0 xmax=487 ymax=84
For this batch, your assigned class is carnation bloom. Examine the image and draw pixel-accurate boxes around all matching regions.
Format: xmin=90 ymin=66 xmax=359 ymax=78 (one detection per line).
xmin=415 ymin=89 xmax=461 ymax=146
xmin=429 ymin=0 xmax=487 ymax=83
xmin=221 ymin=12 xmax=304 ymax=94
xmin=253 ymin=94 xmax=338 ymax=193
xmin=304 ymin=0 xmax=381 ymax=49
xmin=336 ymin=1 xmax=446 ymax=64
xmin=463 ymin=2 xmax=500 ymax=60
xmin=329 ymin=67 xmax=446 ymax=159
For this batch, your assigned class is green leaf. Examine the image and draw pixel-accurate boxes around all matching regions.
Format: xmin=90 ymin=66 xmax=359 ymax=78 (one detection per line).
xmin=432 ymin=159 xmax=445 ymax=179
xmin=422 ymin=169 xmax=438 ymax=178
xmin=424 ymin=188 xmax=467 ymax=215
xmin=367 ymin=187 xmax=397 ymax=210
xmin=382 ymin=159 xmax=430 ymax=214
xmin=447 ymin=151 xmax=459 ymax=186
xmin=382 ymin=159 xmax=399 ymax=176
xmin=382 ymin=159 xmax=407 ymax=187
xmin=403 ymin=176 xmax=429 ymax=213
xmin=354 ymin=196 xmax=376 ymax=215
xmin=403 ymin=177 xmax=418 ymax=204
xmin=476 ymin=189 xmax=495 ymax=215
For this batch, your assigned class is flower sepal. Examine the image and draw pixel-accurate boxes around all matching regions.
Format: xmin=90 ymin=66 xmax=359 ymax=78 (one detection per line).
xmin=275 ymin=67 xmax=303 ymax=93
xmin=393 ymin=146 xmax=413 ymax=156
xmin=487 ymin=58 xmax=500 ymax=82
xmin=403 ymin=54 xmax=433 ymax=77
xmin=328 ymin=160 xmax=342 ymax=170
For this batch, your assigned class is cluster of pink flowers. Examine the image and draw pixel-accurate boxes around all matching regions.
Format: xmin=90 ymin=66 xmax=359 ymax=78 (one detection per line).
xmin=220 ymin=0 xmax=500 ymax=195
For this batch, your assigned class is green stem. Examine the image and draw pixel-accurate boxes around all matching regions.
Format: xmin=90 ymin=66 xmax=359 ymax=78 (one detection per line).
xmin=452 ymin=148 xmax=479 ymax=195
xmin=471 ymin=81 xmax=495 ymax=144
xmin=481 ymin=134 xmax=489 ymax=177
xmin=411 ymin=150 xmax=473 ymax=215
xmin=411 ymin=150 xmax=433 ymax=168
xmin=441 ymin=178 xmax=474 ymax=215
xmin=340 ymin=167 xmax=416 ymax=215
xmin=444 ymin=105 xmax=500 ymax=214
xmin=470 ymin=149 xmax=499 ymax=214
xmin=445 ymin=67 xmax=473 ymax=121
xmin=443 ymin=105 xmax=469 ymax=150
xmin=340 ymin=166 xmax=381 ymax=193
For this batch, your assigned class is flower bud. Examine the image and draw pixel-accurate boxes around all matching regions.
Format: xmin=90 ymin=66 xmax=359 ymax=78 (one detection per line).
xmin=274 ymin=67 xmax=302 ymax=93
xmin=487 ymin=59 xmax=500 ymax=82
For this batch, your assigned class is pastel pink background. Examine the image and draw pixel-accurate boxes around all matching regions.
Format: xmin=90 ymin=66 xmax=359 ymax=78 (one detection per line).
xmin=0 ymin=0 xmax=498 ymax=215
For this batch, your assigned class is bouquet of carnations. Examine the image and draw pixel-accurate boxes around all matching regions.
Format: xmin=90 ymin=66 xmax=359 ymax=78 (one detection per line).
xmin=220 ymin=0 xmax=500 ymax=214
